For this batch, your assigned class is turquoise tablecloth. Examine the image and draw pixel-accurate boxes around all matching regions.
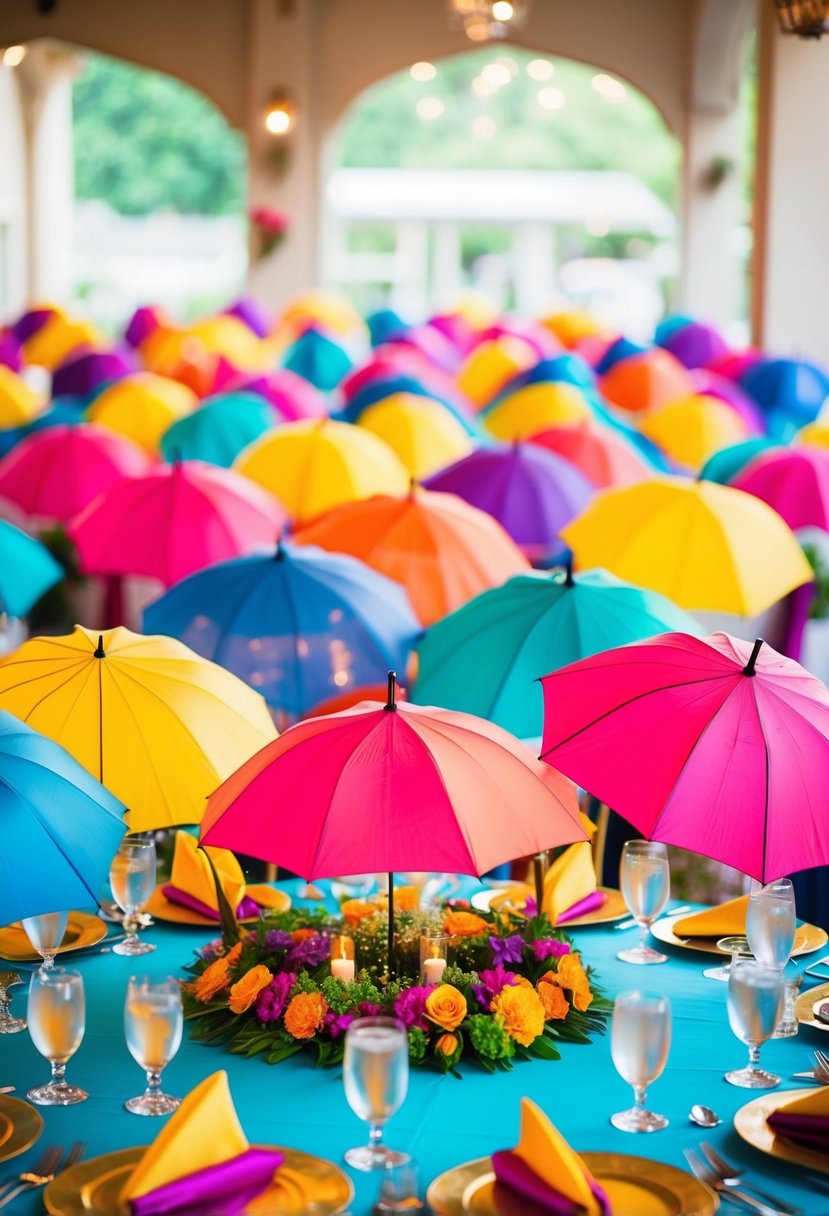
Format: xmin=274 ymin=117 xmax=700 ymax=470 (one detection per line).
xmin=1 ymin=882 xmax=827 ymax=1215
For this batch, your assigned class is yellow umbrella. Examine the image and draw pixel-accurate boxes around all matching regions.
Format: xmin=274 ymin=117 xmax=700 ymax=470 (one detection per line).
xmin=88 ymin=372 xmax=196 ymax=453
xmin=639 ymin=394 xmax=750 ymax=472
xmin=456 ymin=336 xmax=539 ymax=409
xmin=357 ymin=392 xmax=473 ymax=479
xmin=562 ymin=476 xmax=812 ymax=616
xmin=483 ymin=382 xmax=591 ymax=442
xmin=23 ymin=315 xmax=104 ymax=371
xmin=278 ymin=291 xmax=367 ymax=339
xmin=797 ymin=421 xmax=829 ymax=450
xmin=0 ymin=625 xmax=277 ymax=831
xmin=138 ymin=326 xmax=193 ymax=376
xmin=540 ymin=309 xmax=609 ymax=349
xmin=235 ymin=418 xmax=409 ymax=524
xmin=185 ymin=316 xmax=266 ymax=369
xmin=0 ymin=365 xmax=40 ymax=426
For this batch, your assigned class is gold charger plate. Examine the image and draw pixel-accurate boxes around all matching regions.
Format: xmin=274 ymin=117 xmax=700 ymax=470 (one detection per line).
xmin=650 ymin=915 xmax=827 ymax=958
xmin=44 ymin=1145 xmax=353 ymax=1215
xmin=795 ymin=980 xmax=829 ymax=1032
xmin=734 ymin=1087 xmax=829 ymax=1178
xmin=427 ymin=1153 xmax=718 ymax=1215
xmin=0 ymin=1095 xmax=44 ymax=1164
xmin=0 ymin=912 xmax=107 ymax=962
xmin=471 ymin=886 xmax=628 ymax=927
xmin=143 ymin=885 xmax=291 ymax=927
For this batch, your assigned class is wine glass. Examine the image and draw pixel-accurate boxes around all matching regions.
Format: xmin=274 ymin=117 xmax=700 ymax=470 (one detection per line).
xmin=124 ymin=975 xmax=183 ymax=1115
xmin=343 ymin=1016 xmax=410 ymax=1171
xmin=0 ymin=971 xmax=26 ymax=1034
xmin=109 ymin=835 xmax=157 ymax=955
xmin=725 ymin=959 xmax=784 ymax=1088
xmin=703 ymin=935 xmax=753 ymax=983
xmin=746 ymin=880 xmax=796 ymax=971
xmin=21 ymin=910 xmax=69 ymax=973
xmin=610 ymin=990 xmax=671 ymax=1132
xmin=617 ymin=841 xmax=670 ymax=964
xmin=26 ymin=968 xmax=87 ymax=1105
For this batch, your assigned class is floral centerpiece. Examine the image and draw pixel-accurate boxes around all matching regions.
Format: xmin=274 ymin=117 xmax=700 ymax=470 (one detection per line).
xmin=182 ymin=896 xmax=611 ymax=1077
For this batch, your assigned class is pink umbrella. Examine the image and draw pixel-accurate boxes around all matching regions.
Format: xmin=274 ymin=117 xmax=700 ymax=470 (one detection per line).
xmin=229 ymin=369 xmax=328 ymax=421
xmin=0 ymin=423 xmax=151 ymax=522
xmin=732 ymin=446 xmax=829 ymax=531
xmin=540 ymin=631 xmax=829 ymax=882
xmin=69 ymin=459 xmax=287 ymax=586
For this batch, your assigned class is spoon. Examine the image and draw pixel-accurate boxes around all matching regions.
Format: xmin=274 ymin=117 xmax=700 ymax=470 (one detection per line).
xmin=689 ymin=1104 xmax=721 ymax=1127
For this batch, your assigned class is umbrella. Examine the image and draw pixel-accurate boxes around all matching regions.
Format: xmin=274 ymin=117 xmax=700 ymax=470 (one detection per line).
xmin=235 ymin=419 xmax=409 ymax=525
xmin=293 ymin=486 xmax=529 ymax=627
xmin=699 ymin=437 xmax=779 ymax=485
xmin=367 ymin=308 xmax=407 ymax=347
xmin=708 ymin=349 xmax=764 ymax=381
xmin=732 ymin=447 xmax=829 ymax=532
xmin=224 ymin=298 xmax=272 ymax=340
xmin=527 ymin=421 xmax=651 ymax=488
xmin=482 ymin=382 xmax=592 ymax=442
xmin=455 ymin=336 xmax=539 ymax=409
xmin=0 ymin=625 xmax=277 ymax=831
xmin=124 ymin=305 xmax=170 ymax=349
xmin=639 ymin=394 xmax=750 ymax=472
xmin=0 ymin=710 xmax=126 ymax=923
xmin=159 ymin=393 xmax=278 ymax=467
xmin=594 ymin=337 xmax=648 ymax=376
xmin=741 ymin=358 xmax=829 ymax=426
xmin=143 ymin=541 xmax=421 ymax=726
xmin=52 ymin=349 xmax=133 ymax=398
xmin=653 ymin=313 xmax=694 ymax=344
xmin=539 ymin=632 xmax=829 ymax=883
xmin=541 ymin=310 xmax=609 ymax=349
xmin=0 ymin=402 xmax=84 ymax=460
xmin=488 ymin=355 xmax=596 ymax=404
xmin=798 ymin=421 xmax=829 ymax=451
xmin=0 ymin=424 xmax=151 ymax=522
xmin=600 ymin=349 xmax=692 ymax=414
xmin=282 ymin=325 xmax=353 ymax=391
xmin=0 ymin=519 xmax=63 ymax=616
xmin=688 ymin=370 xmax=765 ymax=434
xmin=426 ymin=443 xmax=594 ymax=562
xmin=201 ymin=672 xmax=586 ymax=971
xmin=0 ymin=366 xmax=39 ymax=427
xmin=0 ymin=333 xmax=22 ymax=373
xmin=414 ymin=565 xmax=701 ymax=740
xmin=658 ymin=320 xmax=729 ymax=370
xmin=280 ymin=291 xmax=366 ymax=340
xmin=342 ymin=365 xmax=480 ymax=438
xmin=228 ymin=370 xmax=329 ymax=421
xmin=87 ymin=372 xmax=196 ymax=454
xmin=185 ymin=316 xmax=265 ymax=368
xmin=23 ymin=316 xmax=103 ymax=371
xmin=561 ymin=476 xmax=813 ymax=615
xmin=11 ymin=306 xmax=59 ymax=345
xmin=68 ymin=460 xmax=287 ymax=587
xmin=357 ymin=393 xmax=473 ymax=479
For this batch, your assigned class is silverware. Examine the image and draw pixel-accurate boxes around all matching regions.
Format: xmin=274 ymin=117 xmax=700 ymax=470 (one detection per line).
xmin=700 ymin=1143 xmax=800 ymax=1215
xmin=815 ymin=1048 xmax=829 ymax=1074
xmin=684 ymin=1148 xmax=791 ymax=1216
xmin=614 ymin=903 xmax=692 ymax=931
xmin=689 ymin=1103 xmax=720 ymax=1127
xmin=792 ymin=1071 xmax=829 ymax=1082
xmin=0 ymin=1089 xmax=13 ymax=1095
xmin=0 ymin=1143 xmax=63 ymax=1206
xmin=804 ymin=954 xmax=829 ymax=979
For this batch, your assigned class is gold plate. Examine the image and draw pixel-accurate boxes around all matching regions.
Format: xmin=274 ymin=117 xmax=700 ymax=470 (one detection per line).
xmin=471 ymin=886 xmax=628 ymax=927
xmin=795 ymin=980 xmax=829 ymax=1032
xmin=0 ymin=912 xmax=107 ymax=962
xmin=650 ymin=915 xmax=827 ymax=958
xmin=143 ymin=884 xmax=291 ymax=926
xmin=734 ymin=1087 xmax=829 ymax=1178
xmin=0 ymin=1095 xmax=44 ymax=1164
xmin=44 ymin=1145 xmax=353 ymax=1215
xmin=427 ymin=1153 xmax=718 ymax=1215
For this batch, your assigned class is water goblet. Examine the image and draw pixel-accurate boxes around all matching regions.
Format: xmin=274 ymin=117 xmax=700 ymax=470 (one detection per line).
xmin=124 ymin=975 xmax=183 ymax=1115
xmin=746 ymin=879 xmax=796 ymax=972
xmin=26 ymin=967 xmax=87 ymax=1105
xmin=610 ymin=990 xmax=671 ymax=1132
xmin=0 ymin=971 xmax=26 ymax=1034
xmin=617 ymin=841 xmax=670 ymax=964
xmin=343 ymin=1016 xmax=410 ymax=1171
xmin=725 ymin=959 xmax=784 ymax=1088
xmin=20 ymin=910 xmax=69 ymax=973
xmin=702 ymin=935 xmax=753 ymax=982
xmin=109 ymin=835 xmax=157 ymax=955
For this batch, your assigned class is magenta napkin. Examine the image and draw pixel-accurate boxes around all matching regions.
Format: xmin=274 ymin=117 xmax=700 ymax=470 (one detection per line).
xmin=767 ymin=1110 xmax=829 ymax=1154
xmin=129 ymin=1147 xmax=283 ymax=1216
xmin=162 ymin=885 xmax=261 ymax=922
xmin=492 ymin=1151 xmax=612 ymax=1215
xmin=556 ymin=891 xmax=607 ymax=925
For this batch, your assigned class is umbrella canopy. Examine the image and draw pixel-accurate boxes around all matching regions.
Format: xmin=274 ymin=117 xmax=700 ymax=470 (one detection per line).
xmin=235 ymin=419 xmax=409 ymax=525
xmin=541 ymin=310 xmax=609 ymax=350
xmin=143 ymin=541 xmax=421 ymax=725
xmin=0 ymin=519 xmax=63 ymax=617
xmin=741 ymin=357 xmax=829 ymax=425
xmin=699 ymin=437 xmax=779 ymax=485
xmin=732 ymin=446 xmax=829 ymax=532
xmin=0 ymin=365 xmax=39 ymax=427
xmin=0 ymin=402 xmax=84 ymax=460
xmin=455 ymin=335 xmax=539 ymax=409
xmin=561 ymin=476 xmax=812 ymax=615
xmin=0 ymin=333 xmax=22 ymax=373
xmin=68 ymin=460 xmax=287 ymax=586
xmin=798 ymin=421 xmax=829 ymax=450
xmin=0 ymin=625 xmax=277 ymax=831
xmin=185 ymin=315 xmax=265 ymax=368
xmin=487 ymin=354 xmax=596 ymax=405
xmin=87 ymin=372 xmax=197 ymax=453
xmin=282 ymin=325 xmax=353 ymax=391
xmin=594 ymin=337 xmax=649 ymax=376
xmin=159 ymin=392 xmax=278 ymax=467
xmin=658 ymin=320 xmax=728 ymax=370
xmin=293 ymin=486 xmax=529 ymax=627
xmin=414 ymin=566 xmax=702 ymax=740
xmin=527 ymin=421 xmax=652 ymax=488
xmin=52 ymin=349 xmax=133 ymax=398
xmin=0 ymin=710 xmax=127 ymax=923
xmin=224 ymin=297 xmax=272 ymax=340
xmin=357 ymin=392 xmax=473 ymax=479
xmin=482 ymin=382 xmax=592 ymax=442
xmin=600 ymin=349 xmax=692 ymax=415
xmin=0 ymin=423 xmax=151 ymax=522
xmin=229 ymin=369 xmax=329 ymax=421
xmin=539 ymin=632 xmax=829 ymax=883
xmin=639 ymin=394 xmax=750 ymax=472
xmin=23 ymin=315 xmax=103 ymax=371
xmin=689 ymin=369 xmax=765 ymax=435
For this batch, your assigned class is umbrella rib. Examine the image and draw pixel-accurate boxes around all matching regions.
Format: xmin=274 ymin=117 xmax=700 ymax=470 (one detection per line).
xmin=99 ymin=667 xmax=189 ymax=816
xmin=757 ymin=682 xmax=771 ymax=881
xmin=0 ymin=662 xmax=96 ymax=728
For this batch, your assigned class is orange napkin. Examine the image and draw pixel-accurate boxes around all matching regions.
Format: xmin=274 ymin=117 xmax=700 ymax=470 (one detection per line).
xmin=673 ymin=895 xmax=749 ymax=938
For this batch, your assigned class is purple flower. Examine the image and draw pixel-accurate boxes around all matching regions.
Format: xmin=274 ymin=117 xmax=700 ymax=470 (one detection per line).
xmin=264 ymin=929 xmax=294 ymax=954
xmin=394 ymin=986 xmax=434 ymax=1031
xmin=285 ymin=934 xmax=331 ymax=970
xmin=358 ymin=1002 xmax=382 ymax=1017
xmin=472 ymin=966 xmax=520 ymax=1010
xmin=489 ymin=934 xmax=525 ymax=967
xmin=255 ymin=972 xmax=297 ymax=1023
xmin=325 ymin=1011 xmax=355 ymax=1039
xmin=199 ymin=937 xmax=224 ymax=961
xmin=532 ymin=938 xmax=572 ymax=962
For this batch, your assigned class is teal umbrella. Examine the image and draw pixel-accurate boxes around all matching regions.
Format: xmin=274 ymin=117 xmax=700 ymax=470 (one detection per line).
xmin=413 ymin=565 xmax=702 ymax=740
xmin=0 ymin=519 xmax=63 ymax=617
xmin=160 ymin=392 xmax=278 ymax=467
xmin=699 ymin=437 xmax=779 ymax=486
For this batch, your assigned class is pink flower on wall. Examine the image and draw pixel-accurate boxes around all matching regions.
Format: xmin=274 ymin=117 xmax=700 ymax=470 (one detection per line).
xmin=249 ymin=206 xmax=290 ymax=259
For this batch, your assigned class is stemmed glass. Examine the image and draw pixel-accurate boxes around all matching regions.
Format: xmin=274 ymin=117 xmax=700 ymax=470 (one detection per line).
xmin=124 ymin=975 xmax=183 ymax=1115
xmin=617 ymin=841 xmax=670 ymax=965
xmin=610 ymin=990 xmax=671 ymax=1132
xmin=343 ymin=1016 xmax=410 ymax=1171
xmin=0 ymin=971 xmax=26 ymax=1034
xmin=109 ymin=835 xmax=157 ymax=955
xmin=702 ymin=935 xmax=753 ymax=983
xmin=26 ymin=968 xmax=87 ymax=1105
xmin=725 ymin=959 xmax=784 ymax=1088
xmin=746 ymin=880 xmax=796 ymax=971
xmin=21 ymin=911 xmax=69 ymax=973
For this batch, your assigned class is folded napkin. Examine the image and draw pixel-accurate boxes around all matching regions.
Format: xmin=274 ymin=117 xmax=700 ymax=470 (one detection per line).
xmin=493 ymin=1098 xmax=611 ymax=1215
xmin=162 ymin=833 xmax=282 ymax=922
xmin=121 ymin=1070 xmax=282 ymax=1216
xmin=673 ymin=895 xmax=749 ymax=938
xmin=767 ymin=1086 xmax=829 ymax=1154
xmin=543 ymin=843 xmax=606 ymax=926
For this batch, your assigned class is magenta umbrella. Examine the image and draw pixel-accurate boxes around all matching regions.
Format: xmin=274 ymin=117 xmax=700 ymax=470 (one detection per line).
xmin=69 ymin=459 xmax=287 ymax=586
xmin=732 ymin=446 xmax=829 ymax=531
xmin=540 ymin=631 xmax=829 ymax=882
xmin=229 ymin=369 xmax=328 ymax=420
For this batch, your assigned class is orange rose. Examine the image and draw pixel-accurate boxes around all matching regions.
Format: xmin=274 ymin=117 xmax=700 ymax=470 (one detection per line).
xmin=284 ymin=991 xmax=328 ymax=1039
xmin=228 ymin=964 xmax=274 ymax=1014
xmin=290 ymin=928 xmax=317 ymax=942
xmin=191 ymin=941 xmax=243 ymax=1002
xmin=394 ymin=886 xmax=421 ymax=913
xmin=490 ymin=984 xmax=545 ymax=1046
xmin=341 ymin=899 xmax=379 ymax=924
xmin=537 ymin=981 xmax=570 ymax=1021
xmin=425 ymin=984 xmax=467 ymax=1032
xmin=549 ymin=953 xmax=593 ymax=1012
xmin=443 ymin=910 xmax=489 ymax=938
xmin=435 ymin=1032 xmax=458 ymax=1055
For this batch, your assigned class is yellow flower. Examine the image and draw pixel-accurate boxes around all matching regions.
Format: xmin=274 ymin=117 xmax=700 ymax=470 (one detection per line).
xmin=425 ymin=984 xmax=467 ymax=1032
xmin=490 ymin=984 xmax=546 ymax=1046
xmin=394 ymin=886 xmax=421 ymax=913
xmin=443 ymin=910 xmax=489 ymax=938
xmin=549 ymin=952 xmax=593 ymax=1012
xmin=537 ymin=981 xmax=570 ymax=1021
xmin=341 ymin=899 xmax=379 ymax=924
xmin=191 ymin=941 xmax=242 ymax=1002
xmin=284 ymin=991 xmax=328 ymax=1039
xmin=228 ymin=964 xmax=274 ymax=1014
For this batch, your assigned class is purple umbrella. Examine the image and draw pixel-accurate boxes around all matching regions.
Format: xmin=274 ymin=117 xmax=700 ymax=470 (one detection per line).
xmin=659 ymin=321 xmax=728 ymax=369
xmin=425 ymin=443 xmax=595 ymax=562
xmin=0 ymin=334 xmax=22 ymax=373
xmin=10 ymin=308 xmax=55 ymax=345
xmin=52 ymin=348 xmax=134 ymax=398
xmin=124 ymin=305 xmax=169 ymax=349
xmin=229 ymin=368 xmax=329 ymax=421
xmin=225 ymin=298 xmax=272 ymax=339
xmin=689 ymin=370 xmax=765 ymax=435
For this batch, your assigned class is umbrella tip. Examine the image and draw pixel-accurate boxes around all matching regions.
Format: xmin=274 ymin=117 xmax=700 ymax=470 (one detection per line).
xmin=384 ymin=670 xmax=397 ymax=711
xmin=743 ymin=637 xmax=764 ymax=676
xmin=94 ymin=634 xmax=106 ymax=659
xmin=408 ymin=477 xmax=417 ymax=497
xmin=564 ymin=553 xmax=575 ymax=587
xmin=275 ymin=533 xmax=285 ymax=561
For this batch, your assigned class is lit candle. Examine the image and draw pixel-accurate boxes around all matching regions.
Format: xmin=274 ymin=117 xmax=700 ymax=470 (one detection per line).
xmin=330 ymin=936 xmax=355 ymax=982
xmin=423 ymin=954 xmax=447 ymax=985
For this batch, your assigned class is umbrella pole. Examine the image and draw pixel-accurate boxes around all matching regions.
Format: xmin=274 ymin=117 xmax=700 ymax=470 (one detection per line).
xmin=533 ymin=853 xmax=546 ymax=916
xmin=388 ymin=871 xmax=395 ymax=980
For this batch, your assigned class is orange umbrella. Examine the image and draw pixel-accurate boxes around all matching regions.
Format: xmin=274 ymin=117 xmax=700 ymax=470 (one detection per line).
xmin=600 ymin=349 xmax=692 ymax=415
xmin=528 ymin=421 xmax=651 ymax=488
xmin=293 ymin=486 xmax=529 ymax=627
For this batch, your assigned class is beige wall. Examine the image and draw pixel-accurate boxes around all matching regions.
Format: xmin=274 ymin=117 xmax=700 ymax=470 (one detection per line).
xmin=0 ymin=65 xmax=28 ymax=314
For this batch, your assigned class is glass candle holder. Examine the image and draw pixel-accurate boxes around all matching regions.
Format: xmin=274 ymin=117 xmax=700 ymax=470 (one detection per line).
xmin=330 ymin=935 xmax=356 ymax=983
xmin=420 ymin=936 xmax=449 ymax=986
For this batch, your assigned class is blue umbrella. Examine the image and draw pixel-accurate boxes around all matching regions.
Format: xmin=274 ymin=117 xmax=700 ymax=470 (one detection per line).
xmin=653 ymin=313 xmax=694 ymax=344
xmin=740 ymin=358 xmax=829 ymax=434
xmin=0 ymin=520 xmax=63 ymax=616
xmin=699 ymin=437 xmax=779 ymax=485
xmin=487 ymin=355 xmax=596 ymax=408
xmin=160 ymin=392 xmax=279 ymax=467
xmin=0 ymin=711 xmax=126 ymax=922
xmin=367 ymin=308 xmax=407 ymax=347
xmin=595 ymin=336 xmax=649 ymax=376
xmin=282 ymin=326 xmax=353 ymax=391
xmin=143 ymin=541 xmax=421 ymax=725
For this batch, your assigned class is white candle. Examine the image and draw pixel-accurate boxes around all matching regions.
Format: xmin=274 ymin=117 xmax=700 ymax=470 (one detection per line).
xmin=423 ymin=956 xmax=447 ymax=985
xmin=331 ymin=957 xmax=355 ymax=982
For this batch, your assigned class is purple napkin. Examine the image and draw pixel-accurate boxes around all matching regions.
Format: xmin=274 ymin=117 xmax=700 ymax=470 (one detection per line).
xmin=129 ymin=1147 xmax=283 ymax=1216
xmin=767 ymin=1110 xmax=829 ymax=1154
xmin=556 ymin=891 xmax=608 ymax=925
xmin=493 ymin=1150 xmax=612 ymax=1215
xmin=162 ymin=885 xmax=261 ymax=922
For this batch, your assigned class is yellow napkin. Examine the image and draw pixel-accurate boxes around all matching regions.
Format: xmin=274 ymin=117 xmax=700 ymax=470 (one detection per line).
xmin=777 ymin=1088 xmax=829 ymax=1117
xmin=247 ymin=1167 xmax=343 ymax=1214
xmin=171 ymin=832 xmax=247 ymax=913
xmin=513 ymin=1098 xmax=602 ymax=1216
xmin=543 ymin=842 xmax=597 ymax=924
xmin=673 ymin=895 xmax=749 ymax=938
xmin=121 ymin=1071 xmax=247 ymax=1203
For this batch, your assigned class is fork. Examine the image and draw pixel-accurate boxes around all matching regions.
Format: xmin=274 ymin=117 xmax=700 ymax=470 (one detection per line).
xmin=684 ymin=1148 xmax=790 ymax=1216
xmin=804 ymin=954 xmax=829 ymax=979
xmin=0 ymin=1143 xmax=63 ymax=1204
xmin=0 ymin=1140 xmax=84 ymax=1209
xmin=815 ymin=1047 xmax=829 ymax=1074
xmin=700 ymin=1143 xmax=800 ymax=1215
